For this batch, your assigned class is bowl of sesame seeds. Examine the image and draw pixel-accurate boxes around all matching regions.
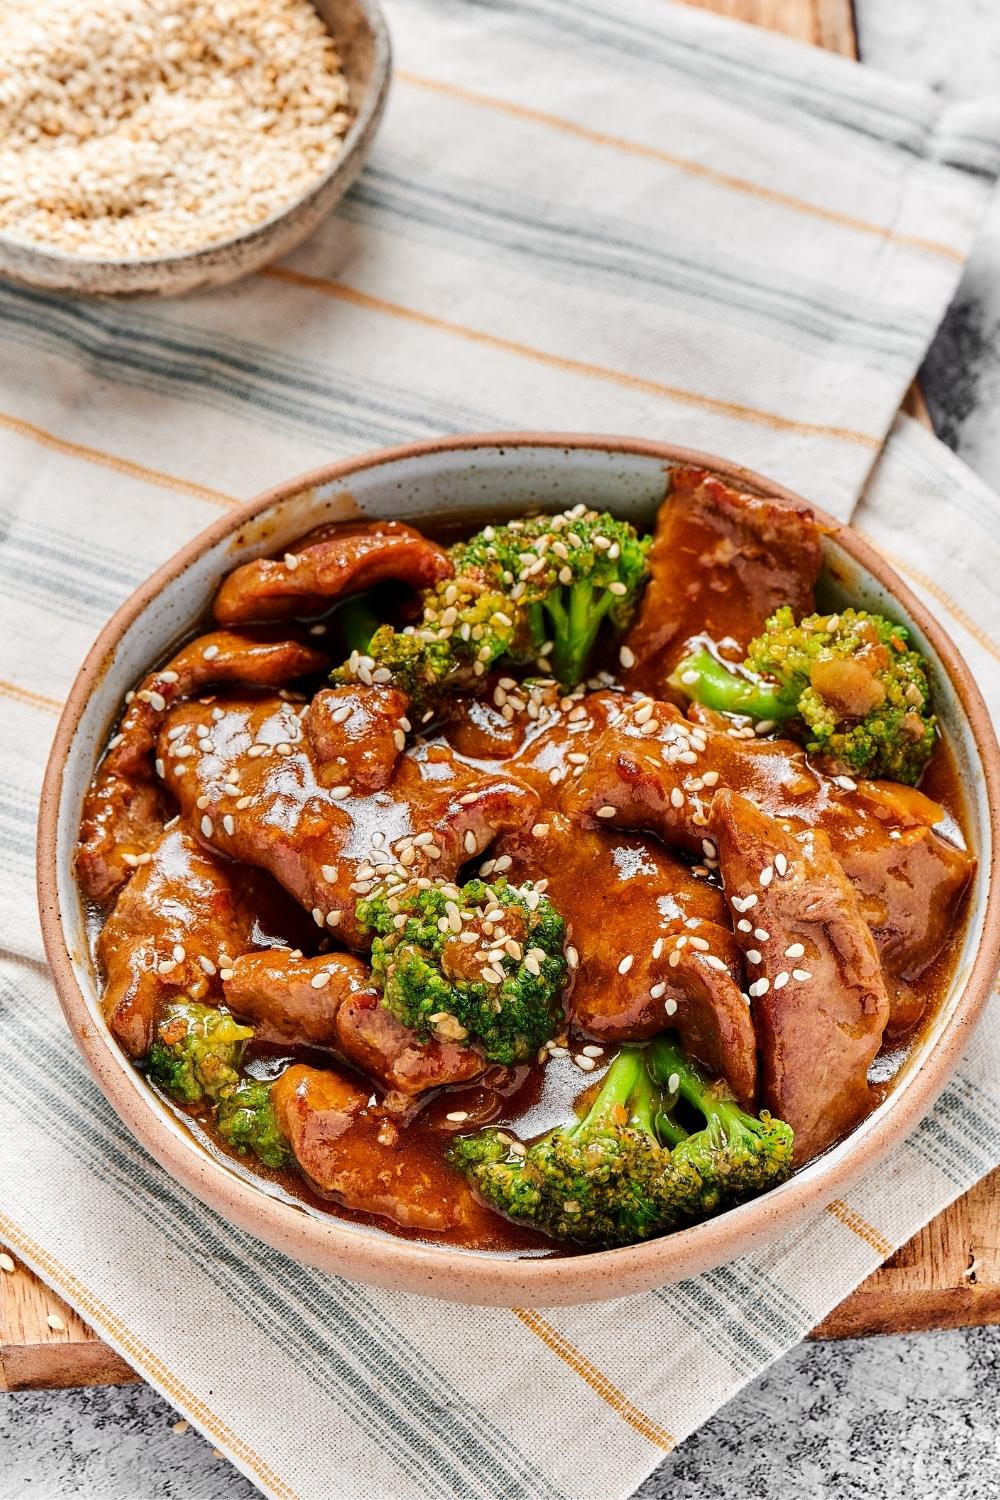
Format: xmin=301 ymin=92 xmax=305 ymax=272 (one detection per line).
xmin=37 ymin=433 xmax=1000 ymax=1304
xmin=0 ymin=0 xmax=390 ymax=296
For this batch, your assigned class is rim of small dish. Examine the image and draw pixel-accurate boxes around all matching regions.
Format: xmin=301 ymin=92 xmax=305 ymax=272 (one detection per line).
xmin=37 ymin=431 xmax=1000 ymax=1306
xmin=0 ymin=0 xmax=391 ymax=290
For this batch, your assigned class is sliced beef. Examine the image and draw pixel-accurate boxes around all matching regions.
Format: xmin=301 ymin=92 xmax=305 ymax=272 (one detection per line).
xmin=213 ymin=520 xmax=452 ymax=625
xmin=620 ymin=467 xmax=823 ymax=695
xmin=561 ymin=696 xmax=973 ymax=1013
xmin=495 ymin=813 xmax=756 ymax=1102
xmin=158 ymin=692 xmax=540 ymax=948
xmin=271 ymin=1064 xmax=481 ymax=1233
xmin=710 ymin=790 xmax=890 ymax=1162
xmin=96 ymin=826 xmax=276 ymax=1058
xmin=76 ymin=628 xmax=325 ymax=904
xmin=223 ymin=949 xmax=486 ymax=1097
xmin=305 ymin=683 xmax=409 ymax=793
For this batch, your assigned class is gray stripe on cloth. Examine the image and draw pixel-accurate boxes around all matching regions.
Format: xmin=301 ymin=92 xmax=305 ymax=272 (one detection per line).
xmin=0 ymin=283 xmax=499 ymax=450
xmin=0 ymin=988 xmax=566 ymax=1500
xmin=339 ymin=166 xmax=924 ymax=366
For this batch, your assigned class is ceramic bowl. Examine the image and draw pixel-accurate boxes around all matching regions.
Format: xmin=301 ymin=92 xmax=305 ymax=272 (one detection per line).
xmin=0 ymin=0 xmax=390 ymax=298
xmin=37 ymin=434 xmax=1000 ymax=1305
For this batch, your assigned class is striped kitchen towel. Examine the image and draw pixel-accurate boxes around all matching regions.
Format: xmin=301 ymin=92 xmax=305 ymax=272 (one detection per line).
xmin=1 ymin=1 xmax=999 ymax=1497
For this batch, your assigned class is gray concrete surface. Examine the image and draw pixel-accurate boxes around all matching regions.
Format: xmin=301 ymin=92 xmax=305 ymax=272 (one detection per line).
xmin=2 ymin=1324 xmax=996 ymax=1499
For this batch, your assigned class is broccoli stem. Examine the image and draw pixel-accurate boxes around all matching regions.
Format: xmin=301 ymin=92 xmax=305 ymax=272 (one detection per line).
xmin=669 ymin=646 xmax=795 ymax=722
xmin=541 ymin=581 xmax=617 ymax=685
xmin=568 ymin=1047 xmax=648 ymax=1137
xmin=645 ymin=1036 xmax=715 ymax=1122
xmin=336 ymin=594 xmax=381 ymax=657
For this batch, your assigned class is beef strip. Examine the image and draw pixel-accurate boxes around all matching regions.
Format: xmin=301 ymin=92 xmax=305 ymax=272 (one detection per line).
xmin=710 ymin=790 xmax=891 ymax=1162
xmin=157 ymin=691 xmax=540 ymax=948
xmin=213 ymin=520 xmax=452 ymax=625
xmin=305 ymin=684 xmax=409 ymax=793
xmin=561 ymin=696 xmax=973 ymax=1017
xmin=495 ymin=814 xmax=756 ymax=1101
xmin=96 ymin=825 xmax=285 ymax=1058
xmin=223 ymin=949 xmax=486 ymax=1098
xmin=271 ymin=1063 xmax=482 ymax=1233
xmin=76 ymin=628 xmax=326 ymax=904
xmin=620 ymin=467 xmax=823 ymax=695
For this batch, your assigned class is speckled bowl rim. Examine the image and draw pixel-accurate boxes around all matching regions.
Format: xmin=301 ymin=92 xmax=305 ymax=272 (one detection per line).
xmin=37 ymin=432 xmax=1000 ymax=1306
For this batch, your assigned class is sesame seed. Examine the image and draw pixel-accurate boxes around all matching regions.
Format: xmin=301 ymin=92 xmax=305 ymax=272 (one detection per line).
xmin=745 ymin=949 xmax=763 ymax=965
xmin=582 ymin=1045 xmax=604 ymax=1058
xmin=754 ymin=928 xmax=770 ymax=942
xmin=596 ymin=805 xmax=617 ymax=819
xmin=737 ymin=918 xmax=753 ymax=933
xmin=310 ymin=970 xmax=332 ymax=989
xmin=284 ymin=553 xmax=300 ymax=571
xmin=464 ymin=831 xmax=477 ymax=854
xmin=326 ymin=911 xmax=342 ymax=927
xmin=608 ymin=581 xmax=627 ymax=596
xmin=446 ymin=1111 xmax=469 ymax=1123
xmin=0 ymin=1253 xmax=15 ymax=1273
xmin=200 ymin=815 xmax=213 ymax=837
xmin=664 ymin=997 xmax=678 ymax=1015
xmin=667 ymin=1072 xmax=680 ymax=1094
xmin=704 ymin=955 xmax=727 ymax=971
xmin=784 ymin=942 xmax=805 ymax=959
xmin=702 ymin=770 xmax=720 ymax=787
xmin=668 ymin=950 xmax=681 ymax=968
xmin=835 ymin=775 xmax=858 ymax=791
xmin=748 ymin=978 xmax=770 ymax=997
xmin=649 ymin=981 xmax=667 ymax=999
xmin=532 ymin=823 xmax=550 ymax=838
xmin=203 ymin=644 xmax=220 ymax=661
xmin=493 ymin=855 xmax=512 ymax=872
xmin=773 ymin=972 xmax=790 ymax=989
xmin=223 ymin=814 xmax=235 ymax=836
xmin=760 ymin=866 xmax=774 ymax=887
xmin=618 ymin=954 xmax=634 ymax=975
xmin=311 ymin=908 xmax=324 ymax=926
xmin=329 ymin=785 xmax=350 ymax=800
xmin=172 ymin=944 xmax=186 ymax=964
xmin=574 ymin=1055 xmax=597 ymax=1071
xmin=774 ymin=853 xmax=788 ymax=877
xmin=670 ymin=787 xmax=685 ymax=808
xmin=565 ymin=945 xmax=579 ymax=969
xmin=481 ymin=965 xmax=504 ymax=984
xmin=219 ymin=968 xmax=234 ymax=982
xmin=619 ymin=645 xmax=636 ymax=669
xmin=680 ymin=669 xmax=699 ymax=686
xmin=46 ymin=1313 xmax=65 ymax=1333
xmin=652 ymin=937 xmax=664 ymax=959
xmin=792 ymin=969 xmax=813 ymax=982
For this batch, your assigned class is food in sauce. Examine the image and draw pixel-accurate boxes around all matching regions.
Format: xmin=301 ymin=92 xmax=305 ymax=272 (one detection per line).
xmin=76 ymin=469 xmax=975 ymax=1254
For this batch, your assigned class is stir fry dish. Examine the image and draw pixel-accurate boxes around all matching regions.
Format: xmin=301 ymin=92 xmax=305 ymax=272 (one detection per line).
xmin=75 ymin=469 xmax=976 ymax=1254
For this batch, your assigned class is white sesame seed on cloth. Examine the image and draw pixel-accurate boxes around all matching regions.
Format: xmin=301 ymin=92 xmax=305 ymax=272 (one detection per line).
xmin=0 ymin=0 xmax=352 ymax=260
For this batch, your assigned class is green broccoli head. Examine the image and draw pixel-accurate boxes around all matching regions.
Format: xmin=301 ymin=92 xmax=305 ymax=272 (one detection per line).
xmin=647 ymin=1039 xmax=794 ymax=1204
xmin=670 ymin=606 xmax=936 ymax=784
xmin=145 ymin=1001 xmax=252 ymax=1106
xmin=356 ymin=876 xmax=569 ymax=1065
xmin=332 ymin=507 xmax=650 ymax=704
xmin=451 ymin=1039 xmax=794 ymax=1248
xmin=450 ymin=1047 xmax=703 ymax=1247
xmin=215 ymin=1079 xmax=292 ymax=1170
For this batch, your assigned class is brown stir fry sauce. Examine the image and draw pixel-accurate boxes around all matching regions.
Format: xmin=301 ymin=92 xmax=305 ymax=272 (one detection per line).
xmin=77 ymin=476 xmax=975 ymax=1256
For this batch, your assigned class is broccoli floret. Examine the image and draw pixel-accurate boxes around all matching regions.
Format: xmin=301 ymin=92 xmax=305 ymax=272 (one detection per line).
xmin=356 ymin=876 xmax=568 ymax=1065
xmin=333 ymin=508 xmax=650 ymax=703
xmin=215 ymin=1079 xmax=292 ymax=1170
xmin=647 ymin=1039 xmax=794 ymax=1205
xmin=145 ymin=1001 xmax=252 ymax=1106
xmin=451 ymin=1038 xmax=794 ymax=1248
xmin=450 ymin=1047 xmax=703 ymax=1247
xmin=670 ymin=607 xmax=936 ymax=784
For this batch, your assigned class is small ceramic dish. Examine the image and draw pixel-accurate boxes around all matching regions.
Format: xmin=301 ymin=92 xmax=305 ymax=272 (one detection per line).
xmin=37 ymin=434 xmax=1000 ymax=1305
xmin=0 ymin=0 xmax=390 ymax=298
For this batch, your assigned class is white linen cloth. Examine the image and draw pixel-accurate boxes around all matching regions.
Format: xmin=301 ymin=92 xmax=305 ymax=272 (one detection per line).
xmin=0 ymin=2 xmax=999 ymax=1496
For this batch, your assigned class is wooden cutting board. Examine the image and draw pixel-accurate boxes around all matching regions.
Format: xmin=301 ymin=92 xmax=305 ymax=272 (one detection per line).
xmin=1 ymin=0 xmax=995 ymax=1393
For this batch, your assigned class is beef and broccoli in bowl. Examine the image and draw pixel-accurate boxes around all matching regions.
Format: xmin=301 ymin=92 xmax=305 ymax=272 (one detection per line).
xmin=44 ymin=439 xmax=996 ymax=1300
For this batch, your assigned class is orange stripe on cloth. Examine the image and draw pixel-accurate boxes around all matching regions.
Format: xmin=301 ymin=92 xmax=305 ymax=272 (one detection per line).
xmin=0 ymin=1212 xmax=301 ymax=1500
xmin=261 ymin=268 xmax=881 ymax=450
xmin=854 ymin=529 xmax=1000 ymax=666
xmin=0 ymin=410 xmax=237 ymax=509
xmin=512 ymin=1307 xmax=675 ymax=1451
xmin=0 ymin=677 xmax=62 ymax=713
xmin=396 ymin=70 xmax=964 ymax=264
xmin=825 ymin=1199 xmax=894 ymax=1259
